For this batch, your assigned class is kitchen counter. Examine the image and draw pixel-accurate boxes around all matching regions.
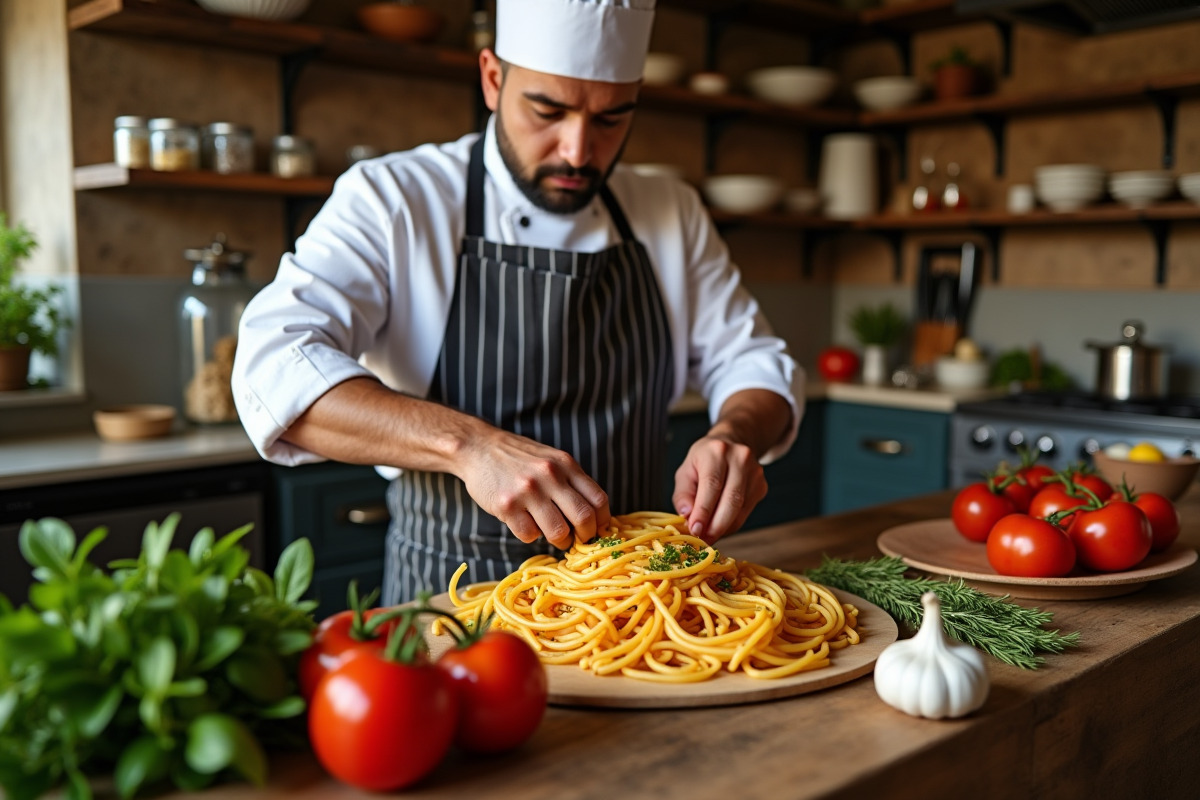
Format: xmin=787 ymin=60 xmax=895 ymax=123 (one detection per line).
xmin=164 ymin=486 xmax=1200 ymax=799
xmin=819 ymin=380 xmax=1004 ymax=413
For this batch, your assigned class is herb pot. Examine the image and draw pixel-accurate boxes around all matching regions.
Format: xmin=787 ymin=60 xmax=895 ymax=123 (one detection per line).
xmin=0 ymin=344 xmax=31 ymax=391
xmin=1085 ymin=320 xmax=1168 ymax=401
xmin=933 ymin=64 xmax=980 ymax=101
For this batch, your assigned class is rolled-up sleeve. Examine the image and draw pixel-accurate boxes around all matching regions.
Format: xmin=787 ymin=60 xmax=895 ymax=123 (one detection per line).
xmin=232 ymin=167 xmax=397 ymax=465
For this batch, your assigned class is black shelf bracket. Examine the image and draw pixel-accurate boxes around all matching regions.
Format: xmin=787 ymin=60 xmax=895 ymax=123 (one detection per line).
xmin=705 ymin=115 xmax=738 ymax=175
xmin=280 ymin=50 xmax=317 ymax=136
xmin=881 ymin=230 xmax=905 ymax=282
xmin=992 ymin=18 xmax=1014 ymax=77
xmin=1146 ymin=90 xmax=1178 ymax=170
xmin=975 ymin=113 xmax=1007 ymax=176
xmin=1142 ymin=219 xmax=1171 ymax=286
xmin=878 ymin=127 xmax=909 ymax=183
xmin=978 ymin=226 xmax=1003 ymax=283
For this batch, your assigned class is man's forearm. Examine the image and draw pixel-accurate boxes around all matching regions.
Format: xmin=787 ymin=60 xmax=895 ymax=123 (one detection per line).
xmin=706 ymin=388 xmax=793 ymax=459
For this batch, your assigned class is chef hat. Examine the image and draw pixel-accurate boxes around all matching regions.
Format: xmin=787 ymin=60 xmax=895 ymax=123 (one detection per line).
xmin=495 ymin=0 xmax=656 ymax=84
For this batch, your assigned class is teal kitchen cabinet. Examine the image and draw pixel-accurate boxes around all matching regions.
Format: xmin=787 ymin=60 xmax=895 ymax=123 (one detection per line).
xmin=821 ymin=401 xmax=949 ymax=514
xmin=270 ymin=462 xmax=390 ymax=620
xmin=662 ymin=401 xmax=824 ymax=529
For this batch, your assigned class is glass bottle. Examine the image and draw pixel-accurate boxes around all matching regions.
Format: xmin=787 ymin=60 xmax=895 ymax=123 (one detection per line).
xmin=113 ymin=115 xmax=151 ymax=168
xmin=911 ymin=156 xmax=941 ymax=213
xmin=271 ymin=135 xmax=316 ymax=178
xmin=942 ymin=161 xmax=968 ymax=210
xmin=179 ymin=234 xmax=255 ymax=424
xmin=468 ymin=9 xmax=494 ymax=52
xmin=202 ymin=122 xmax=255 ymax=174
xmin=149 ymin=118 xmax=200 ymax=171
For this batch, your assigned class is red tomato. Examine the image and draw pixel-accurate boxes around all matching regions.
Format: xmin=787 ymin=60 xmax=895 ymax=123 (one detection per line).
xmin=817 ymin=346 xmax=860 ymax=383
xmin=1069 ymin=501 xmax=1152 ymax=572
xmin=309 ymin=650 xmax=458 ymax=791
xmin=299 ymin=607 xmax=405 ymax=701
xmin=986 ymin=513 xmax=1076 ymax=578
xmin=951 ymin=482 xmax=1016 ymax=543
xmin=1028 ymin=483 xmax=1087 ymax=530
xmin=1131 ymin=492 xmax=1181 ymax=552
xmin=437 ymin=630 xmax=548 ymax=753
xmin=1018 ymin=464 xmax=1056 ymax=494
xmin=988 ymin=473 xmax=1035 ymax=513
xmin=1068 ymin=468 xmax=1113 ymax=503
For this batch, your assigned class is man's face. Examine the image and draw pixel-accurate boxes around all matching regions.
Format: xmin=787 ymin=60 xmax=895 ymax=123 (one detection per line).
xmin=485 ymin=56 xmax=640 ymax=214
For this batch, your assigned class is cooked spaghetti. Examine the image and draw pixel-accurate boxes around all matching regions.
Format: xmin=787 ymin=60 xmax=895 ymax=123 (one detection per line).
xmin=436 ymin=511 xmax=862 ymax=682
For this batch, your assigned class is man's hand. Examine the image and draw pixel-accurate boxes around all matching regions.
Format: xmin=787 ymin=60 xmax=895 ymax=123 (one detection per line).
xmin=456 ymin=428 xmax=611 ymax=549
xmin=671 ymin=388 xmax=793 ymax=543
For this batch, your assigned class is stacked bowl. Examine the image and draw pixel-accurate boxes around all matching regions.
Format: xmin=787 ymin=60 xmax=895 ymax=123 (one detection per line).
xmin=745 ymin=67 xmax=837 ymax=107
xmin=1108 ymin=170 xmax=1174 ymax=208
xmin=1034 ymin=164 xmax=1106 ymax=212
xmin=1180 ymin=173 xmax=1200 ymax=205
xmin=852 ymin=76 xmax=923 ymax=111
xmin=703 ymin=175 xmax=784 ymax=214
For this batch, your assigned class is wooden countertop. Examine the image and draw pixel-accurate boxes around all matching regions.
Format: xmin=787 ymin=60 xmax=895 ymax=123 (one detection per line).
xmin=177 ymin=486 xmax=1200 ymax=800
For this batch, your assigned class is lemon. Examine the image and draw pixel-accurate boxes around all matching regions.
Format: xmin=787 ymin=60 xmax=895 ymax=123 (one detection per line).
xmin=1127 ymin=441 xmax=1166 ymax=463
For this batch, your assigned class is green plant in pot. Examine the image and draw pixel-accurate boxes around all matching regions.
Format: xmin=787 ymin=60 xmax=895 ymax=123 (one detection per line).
xmin=0 ymin=213 xmax=71 ymax=391
xmin=931 ymin=46 xmax=984 ymax=101
xmin=849 ymin=302 xmax=907 ymax=385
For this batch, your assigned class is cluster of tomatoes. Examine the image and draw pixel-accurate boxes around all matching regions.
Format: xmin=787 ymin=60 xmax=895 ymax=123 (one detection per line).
xmin=298 ymin=587 xmax=548 ymax=792
xmin=951 ymin=457 xmax=1181 ymax=578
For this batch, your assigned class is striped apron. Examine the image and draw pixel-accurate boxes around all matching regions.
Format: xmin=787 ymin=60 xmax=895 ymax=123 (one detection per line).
xmin=383 ymin=137 xmax=674 ymax=604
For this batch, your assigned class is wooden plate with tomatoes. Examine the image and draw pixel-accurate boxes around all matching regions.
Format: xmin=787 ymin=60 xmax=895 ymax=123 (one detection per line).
xmin=877 ymin=519 xmax=1198 ymax=600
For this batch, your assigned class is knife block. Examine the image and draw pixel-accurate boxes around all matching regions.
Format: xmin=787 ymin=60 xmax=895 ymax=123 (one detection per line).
xmin=912 ymin=320 xmax=961 ymax=367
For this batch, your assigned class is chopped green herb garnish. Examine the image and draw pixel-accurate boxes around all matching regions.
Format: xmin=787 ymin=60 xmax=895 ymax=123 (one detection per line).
xmin=646 ymin=543 xmax=710 ymax=572
xmin=593 ymin=535 xmax=623 ymax=548
xmin=717 ymin=578 xmax=734 ymax=592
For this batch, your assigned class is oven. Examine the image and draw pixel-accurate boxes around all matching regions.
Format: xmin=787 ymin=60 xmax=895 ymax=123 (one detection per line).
xmin=950 ymin=392 xmax=1200 ymax=488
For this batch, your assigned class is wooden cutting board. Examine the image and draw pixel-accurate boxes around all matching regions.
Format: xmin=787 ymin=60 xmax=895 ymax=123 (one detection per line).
xmin=423 ymin=587 xmax=897 ymax=709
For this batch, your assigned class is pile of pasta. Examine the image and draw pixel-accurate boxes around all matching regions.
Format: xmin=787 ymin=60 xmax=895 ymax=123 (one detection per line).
xmin=438 ymin=511 xmax=862 ymax=683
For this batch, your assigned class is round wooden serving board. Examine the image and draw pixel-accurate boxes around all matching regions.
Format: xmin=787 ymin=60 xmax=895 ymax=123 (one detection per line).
xmin=877 ymin=518 xmax=1198 ymax=600
xmin=423 ymin=587 xmax=897 ymax=709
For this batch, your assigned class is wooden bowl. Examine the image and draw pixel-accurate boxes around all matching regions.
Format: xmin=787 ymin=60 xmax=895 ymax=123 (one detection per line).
xmin=1092 ymin=451 xmax=1200 ymax=501
xmin=357 ymin=2 xmax=445 ymax=43
xmin=93 ymin=405 xmax=177 ymax=442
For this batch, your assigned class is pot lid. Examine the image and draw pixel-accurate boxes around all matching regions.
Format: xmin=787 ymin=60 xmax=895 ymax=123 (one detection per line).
xmin=184 ymin=233 xmax=248 ymax=271
xmin=1085 ymin=320 xmax=1169 ymax=354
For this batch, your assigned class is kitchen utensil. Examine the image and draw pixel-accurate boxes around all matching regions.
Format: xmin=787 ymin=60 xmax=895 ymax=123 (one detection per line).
xmin=1092 ymin=452 xmax=1200 ymax=501
xmin=1085 ymin=320 xmax=1169 ymax=400
xmin=423 ymin=588 xmax=897 ymax=708
xmin=818 ymin=133 xmax=878 ymax=219
xmin=745 ymin=66 xmax=837 ymax=106
xmin=357 ymin=2 xmax=445 ymax=43
xmin=852 ymin=76 xmax=923 ymax=111
xmin=911 ymin=243 xmax=978 ymax=367
xmin=703 ymin=174 xmax=784 ymax=214
xmin=877 ymin=519 xmax=1197 ymax=600
xmin=93 ymin=405 xmax=177 ymax=441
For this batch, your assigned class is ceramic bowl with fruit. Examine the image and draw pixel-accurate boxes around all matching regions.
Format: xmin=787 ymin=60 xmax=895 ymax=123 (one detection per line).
xmin=1092 ymin=441 xmax=1200 ymax=501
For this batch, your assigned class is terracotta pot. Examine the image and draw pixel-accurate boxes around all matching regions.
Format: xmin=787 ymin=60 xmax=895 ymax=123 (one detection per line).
xmin=0 ymin=345 xmax=32 ymax=391
xmin=933 ymin=64 xmax=981 ymax=101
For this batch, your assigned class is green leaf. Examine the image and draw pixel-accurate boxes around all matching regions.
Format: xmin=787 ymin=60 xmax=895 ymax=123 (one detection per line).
xmin=18 ymin=518 xmax=75 ymax=578
xmin=65 ymin=767 xmax=93 ymax=800
xmin=138 ymin=693 xmax=164 ymax=733
xmin=224 ymin=650 xmax=288 ymax=704
xmin=274 ymin=629 xmax=313 ymax=656
xmin=200 ymin=575 xmax=229 ymax=607
xmin=137 ymin=637 xmax=176 ymax=695
xmin=0 ymin=607 xmax=76 ymax=663
xmin=167 ymin=677 xmax=207 ymax=697
xmin=28 ymin=580 xmax=69 ymax=612
xmin=273 ymin=539 xmax=314 ymax=604
xmin=71 ymin=527 xmax=109 ymax=572
xmin=211 ymin=524 xmax=253 ymax=559
xmin=189 ymin=527 xmax=215 ymax=566
xmin=256 ymin=695 xmax=306 ymax=719
xmin=114 ymin=735 xmax=170 ymax=800
xmin=169 ymin=609 xmax=201 ymax=668
xmin=242 ymin=568 xmax=273 ymax=598
xmin=0 ymin=688 xmax=17 ymax=732
xmin=194 ymin=626 xmax=244 ymax=672
xmin=159 ymin=550 xmax=197 ymax=594
xmin=142 ymin=515 xmax=180 ymax=575
xmin=170 ymin=761 xmax=215 ymax=792
xmin=184 ymin=713 xmax=267 ymax=786
xmin=63 ymin=684 xmax=124 ymax=738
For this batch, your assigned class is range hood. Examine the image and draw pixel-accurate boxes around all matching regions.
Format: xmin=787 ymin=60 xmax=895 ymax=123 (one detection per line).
xmin=956 ymin=0 xmax=1200 ymax=34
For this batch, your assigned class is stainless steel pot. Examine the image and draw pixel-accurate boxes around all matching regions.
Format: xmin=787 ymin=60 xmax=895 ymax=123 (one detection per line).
xmin=1085 ymin=320 xmax=1169 ymax=400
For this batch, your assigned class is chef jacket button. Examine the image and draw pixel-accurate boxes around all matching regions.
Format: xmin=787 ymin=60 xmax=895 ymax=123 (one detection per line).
xmin=519 ymin=216 xmax=530 ymax=228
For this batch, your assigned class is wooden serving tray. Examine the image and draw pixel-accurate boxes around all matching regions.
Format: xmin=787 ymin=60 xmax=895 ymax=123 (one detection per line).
xmin=878 ymin=518 xmax=1198 ymax=600
xmin=424 ymin=587 xmax=897 ymax=709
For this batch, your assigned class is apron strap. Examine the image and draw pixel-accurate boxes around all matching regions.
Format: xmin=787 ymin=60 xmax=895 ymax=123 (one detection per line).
xmin=466 ymin=130 xmax=636 ymax=244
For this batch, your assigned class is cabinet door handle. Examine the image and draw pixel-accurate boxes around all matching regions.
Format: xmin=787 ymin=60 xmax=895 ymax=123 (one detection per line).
xmin=341 ymin=504 xmax=390 ymax=525
xmin=861 ymin=438 xmax=906 ymax=455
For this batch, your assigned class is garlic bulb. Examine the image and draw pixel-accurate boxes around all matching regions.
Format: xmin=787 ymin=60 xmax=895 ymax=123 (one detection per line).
xmin=874 ymin=592 xmax=989 ymax=720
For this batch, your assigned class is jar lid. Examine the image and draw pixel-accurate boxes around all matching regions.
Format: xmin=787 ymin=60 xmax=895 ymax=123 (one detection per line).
xmin=205 ymin=121 xmax=253 ymax=136
xmin=149 ymin=117 xmax=198 ymax=131
xmin=114 ymin=115 xmax=149 ymax=128
xmin=272 ymin=134 xmax=312 ymax=150
xmin=1085 ymin=320 xmax=1170 ymax=354
xmin=184 ymin=233 xmax=249 ymax=271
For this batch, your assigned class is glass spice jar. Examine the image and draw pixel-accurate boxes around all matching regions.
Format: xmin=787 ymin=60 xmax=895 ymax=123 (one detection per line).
xmin=202 ymin=122 xmax=255 ymax=174
xmin=468 ymin=9 xmax=495 ymax=52
xmin=149 ymin=118 xmax=200 ymax=171
xmin=113 ymin=115 xmax=151 ymax=168
xmin=270 ymin=135 xmax=315 ymax=178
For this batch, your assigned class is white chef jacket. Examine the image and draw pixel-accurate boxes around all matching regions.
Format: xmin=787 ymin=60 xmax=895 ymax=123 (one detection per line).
xmin=232 ymin=116 xmax=803 ymax=474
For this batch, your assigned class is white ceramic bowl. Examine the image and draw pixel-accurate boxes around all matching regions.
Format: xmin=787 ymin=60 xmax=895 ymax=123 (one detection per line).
xmin=1181 ymin=173 xmax=1200 ymax=204
xmin=642 ymin=52 xmax=687 ymax=86
xmin=1034 ymin=165 xmax=1106 ymax=211
xmin=745 ymin=66 xmax=837 ymax=107
xmin=703 ymin=175 xmax=784 ymax=214
xmin=689 ymin=72 xmax=730 ymax=95
xmin=1108 ymin=170 xmax=1174 ymax=208
xmin=1034 ymin=164 xmax=1106 ymax=181
xmin=852 ymin=76 xmax=923 ymax=111
xmin=934 ymin=357 xmax=989 ymax=390
xmin=1035 ymin=184 xmax=1105 ymax=212
xmin=196 ymin=0 xmax=311 ymax=20
xmin=629 ymin=163 xmax=685 ymax=181
xmin=784 ymin=187 xmax=822 ymax=215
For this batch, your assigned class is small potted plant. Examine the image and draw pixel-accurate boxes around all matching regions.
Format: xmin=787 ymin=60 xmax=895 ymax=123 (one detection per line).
xmin=0 ymin=214 xmax=71 ymax=391
xmin=931 ymin=46 xmax=985 ymax=101
xmin=849 ymin=302 xmax=907 ymax=385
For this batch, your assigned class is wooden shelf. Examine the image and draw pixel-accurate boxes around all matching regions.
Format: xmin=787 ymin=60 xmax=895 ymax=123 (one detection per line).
xmin=74 ymin=163 xmax=335 ymax=196
xmin=638 ymin=83 xmax=857 ymax=128
xmin=658 ymin=0 xmax=855 ymax=35
xmin=858 ymin=0 xmax=986 ymax=33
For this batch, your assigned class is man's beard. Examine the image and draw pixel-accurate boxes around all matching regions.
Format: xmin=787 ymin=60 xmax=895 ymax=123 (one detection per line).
xmin=495 ymin=112 xmax=622 ymax=215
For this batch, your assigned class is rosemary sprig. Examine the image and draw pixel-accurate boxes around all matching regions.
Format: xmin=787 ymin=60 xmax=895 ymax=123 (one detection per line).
xmin=806 ymin=555 xmax=1080 ymax=670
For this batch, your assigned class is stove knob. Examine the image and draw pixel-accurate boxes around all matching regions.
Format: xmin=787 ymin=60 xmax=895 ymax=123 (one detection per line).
xmin=1005 ymin=430 xmax=1026 ymax=453
xmin=970 ymin=426 xmax=995 ymax=450
xmin=1080 ymin=438 xmax=1102 ymax=459
xmin=1034 ymin=435 xmax=1056 ymax=457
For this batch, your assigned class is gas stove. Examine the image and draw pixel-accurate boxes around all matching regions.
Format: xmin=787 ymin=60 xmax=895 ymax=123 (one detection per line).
xmin=950 ymin=391 xmax=1200 ymax=487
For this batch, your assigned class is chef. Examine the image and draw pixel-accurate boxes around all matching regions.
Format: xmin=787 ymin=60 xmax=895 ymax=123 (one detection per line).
xmin=232 ymin=0 xmax=803 ymax=604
